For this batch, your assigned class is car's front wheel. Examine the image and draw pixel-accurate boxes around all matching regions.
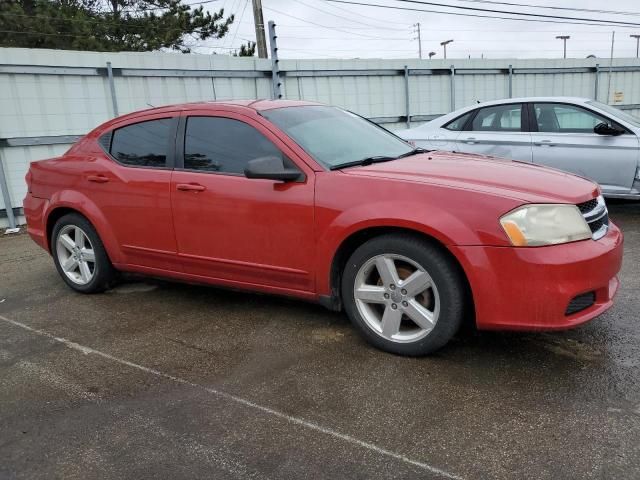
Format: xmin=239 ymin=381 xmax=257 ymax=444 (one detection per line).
xmin=51 ymin=213 xmax=116 ymax=293
xmin=341 ymin=234 xmax=466 ymax=356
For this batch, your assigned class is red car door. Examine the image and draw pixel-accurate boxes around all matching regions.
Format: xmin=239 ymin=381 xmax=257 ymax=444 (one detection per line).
xmin=87 ymin=113 xmax=181 ymax=271
xmin=170 ymin=110 xmax=316 ymax=293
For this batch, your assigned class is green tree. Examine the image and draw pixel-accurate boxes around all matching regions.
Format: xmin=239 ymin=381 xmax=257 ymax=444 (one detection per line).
xmin=0 ymin=0 xmax=240 ymax=53
xmin=234 ymin=40 xmax=255 ymax=57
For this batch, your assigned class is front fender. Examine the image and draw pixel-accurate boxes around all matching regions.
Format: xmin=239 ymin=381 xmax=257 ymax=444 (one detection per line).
xmin=45 ymin=190 xmax=124 ymax=263
xmin=314 ymin=200 xmax=480 ymax=296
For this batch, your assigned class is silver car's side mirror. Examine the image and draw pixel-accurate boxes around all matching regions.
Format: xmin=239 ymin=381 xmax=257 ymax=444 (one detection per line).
xmin=594 ymin=122 xmax=624 ymax=136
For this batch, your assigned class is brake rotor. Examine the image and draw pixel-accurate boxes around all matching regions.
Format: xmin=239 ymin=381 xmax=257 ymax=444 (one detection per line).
xmin=376 ymin=263 xmax=434 ymax=310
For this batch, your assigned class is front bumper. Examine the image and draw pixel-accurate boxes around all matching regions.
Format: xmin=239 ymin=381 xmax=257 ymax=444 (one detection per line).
xmin=450 ymin=222 xmax=623 ymax=331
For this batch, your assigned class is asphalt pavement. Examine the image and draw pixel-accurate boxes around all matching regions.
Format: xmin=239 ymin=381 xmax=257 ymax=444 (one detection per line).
xmin=1 ymin=201 xmax=639 ymax=479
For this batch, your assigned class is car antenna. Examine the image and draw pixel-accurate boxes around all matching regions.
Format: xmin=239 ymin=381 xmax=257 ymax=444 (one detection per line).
xmin=147 ymin=103 xmax=155 ymax=108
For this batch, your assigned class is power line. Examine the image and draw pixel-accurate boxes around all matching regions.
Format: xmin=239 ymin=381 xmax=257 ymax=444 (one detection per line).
xmin=321 ymin=0 xmax=640 ymax=29
xmin=124 ymin=0 xmax=221 ymax=12
xmin=292 ymin=0 xmax=409 ymax=29
xmin=265 ymin=35 xmax=410 ymax=40
xmin=233 ymin=17 xmax=620 ymax=33
xmin=263 ymin=5 xmax=407 ymax=38
xmin=314 ymin=0 xmax=410 ymax=25
xmin=228 ymin=0 xmax=249 ymax=47
xmin=391 ymin=0 xmax=640 ymax=27
xmin=453 ymin=0 xmax=640 ymax=17
xmin=0 ymin=1 xmax=227 ymax=33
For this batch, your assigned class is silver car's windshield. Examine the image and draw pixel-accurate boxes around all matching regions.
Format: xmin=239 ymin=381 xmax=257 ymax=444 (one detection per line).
xmin=262 ymin=106 xmax=413 ymax=169
xmin=586 ymin=100 xmax=640 ymax=128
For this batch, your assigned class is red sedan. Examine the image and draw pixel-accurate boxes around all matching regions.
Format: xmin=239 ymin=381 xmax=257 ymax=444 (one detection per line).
xmin=23 ymin=100 xmax=623 ymax=355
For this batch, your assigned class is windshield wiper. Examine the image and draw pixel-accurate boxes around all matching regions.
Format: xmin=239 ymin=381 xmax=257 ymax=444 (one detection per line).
xmin=329 ymin=156 xmax=396 ymax=170
xmin=395 ymin=147 xmax=430 ymax=159
xmin=329 ymin=148 xmax=431 ymax=171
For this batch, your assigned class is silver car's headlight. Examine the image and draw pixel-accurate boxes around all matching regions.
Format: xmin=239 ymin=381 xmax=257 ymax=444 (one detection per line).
xmin=500 ymin=204 xmax=592 ymax=247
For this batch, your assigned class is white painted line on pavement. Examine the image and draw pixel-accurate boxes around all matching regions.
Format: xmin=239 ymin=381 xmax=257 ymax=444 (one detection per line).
xmin=0 ymin=314 xmax=463 ymax=480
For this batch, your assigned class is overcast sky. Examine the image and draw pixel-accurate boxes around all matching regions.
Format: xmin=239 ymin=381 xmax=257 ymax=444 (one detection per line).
xmin=193 ymin=0 xmax=640 ymax=60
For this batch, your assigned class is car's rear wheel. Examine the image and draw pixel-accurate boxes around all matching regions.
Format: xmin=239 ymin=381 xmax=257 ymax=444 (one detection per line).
xmin=341 ymin=234 xmax=466 ymax=356
xmin=51 ymin=213 xmax=116 ymax=293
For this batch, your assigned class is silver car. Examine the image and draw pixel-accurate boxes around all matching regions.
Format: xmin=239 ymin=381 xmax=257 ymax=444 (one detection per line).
xmin=396 ymin=97 xmax=640 ymax=199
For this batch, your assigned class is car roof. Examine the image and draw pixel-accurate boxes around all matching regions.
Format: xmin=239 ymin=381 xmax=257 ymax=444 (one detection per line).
xmin=425 ymin=96 xmax=594 ymax=126
xmin=121 ymin=99 xmax=322 ymax=117
xmin=92 ymin=99 xmax=324 ymax=133
xmin=474 ymin=96 xmax=592 ymax=106
xmin=475 ymin=97 xmax=595 ymax=109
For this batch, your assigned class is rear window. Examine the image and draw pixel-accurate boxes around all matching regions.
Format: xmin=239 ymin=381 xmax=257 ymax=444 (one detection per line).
xmin=108 ymin=118 xmax=172 ymax=168
xmin=444 ymin=111 xmax=472 ymax=131
xmin=471 ymin=104 xmax=522 ymax=132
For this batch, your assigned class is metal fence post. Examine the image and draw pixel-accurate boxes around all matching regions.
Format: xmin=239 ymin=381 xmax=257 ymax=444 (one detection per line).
xmin=268 ymin=21 xmax=282 ymax=99
xmin=106 ymin=61 xmax=119 ymax=117
xmin=594 ymin=63 xmax=600 ymax=101
xmin=508 ymin=64 xmax=513 ymax=98
xmin=450 ymin=65 xmax=456 ymax=112
xmin=0 ymin=149 xmax=17 ymax=231
xmin=404 ymin=66 xmax=411 ymax=128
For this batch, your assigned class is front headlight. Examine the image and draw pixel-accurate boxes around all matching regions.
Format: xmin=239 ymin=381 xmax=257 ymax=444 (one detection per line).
xmin=500 ymin=204 xmax=591 ymax=247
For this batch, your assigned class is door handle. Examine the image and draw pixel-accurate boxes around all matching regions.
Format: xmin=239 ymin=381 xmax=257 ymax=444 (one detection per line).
xmin=534 ymin=140 xmax=555 ymax=147
xmin=87 ymin=175 xmax=109 ymax=183
xmin=463 ymin=137 xmax=477 ymax=144
xmin=176 ymin=183 xmax=206 ymax=192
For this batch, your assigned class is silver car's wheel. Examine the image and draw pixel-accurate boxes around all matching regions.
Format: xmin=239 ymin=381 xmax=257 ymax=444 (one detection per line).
xmin=55 ymin=225 xmax=96 ymax=285
xmin=353 ymin=254 xmax=440 ymax=343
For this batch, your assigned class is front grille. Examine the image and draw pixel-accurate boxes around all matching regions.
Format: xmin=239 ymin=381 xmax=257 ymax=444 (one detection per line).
xmin=577 ymin=196 xmax=609 ymax=239
xmin=588 ymin=215 xmax=607 ymax=234
xmin=565 ymin=292 xmax=596 ymax=316
xmin=576 ymin=198 xmax=598 ymax=214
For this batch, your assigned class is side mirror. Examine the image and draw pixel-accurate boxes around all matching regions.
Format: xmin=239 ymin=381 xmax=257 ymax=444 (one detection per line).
xmin=244 ymin=156 xmax=303 ymax=182
xmin=594 ymin=122 xmax=624 ymax=136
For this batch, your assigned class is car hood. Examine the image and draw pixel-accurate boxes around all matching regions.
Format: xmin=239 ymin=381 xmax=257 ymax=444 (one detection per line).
xmin=342 ymin=151 xmax=599 ymax=204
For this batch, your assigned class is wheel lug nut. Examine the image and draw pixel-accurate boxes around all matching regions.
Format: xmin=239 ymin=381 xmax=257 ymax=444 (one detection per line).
xmin=390 ymin=284 xmax=396 ymax=290
xmin=402 ymin=301 xmax=408 ymax=307
xmin=391 ymin=303 xmax=397 ymax=309
xmin=384 ymin=293 xmax=390 ymax=299
xmin=401 ymin=289 xmax=407 ymax=295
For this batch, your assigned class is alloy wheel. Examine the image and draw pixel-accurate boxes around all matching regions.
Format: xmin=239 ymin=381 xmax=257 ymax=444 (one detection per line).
xmin=56 ymin=225 xmax=96 ymax=285
xmin=353 ymin=254 xmax=440 ymax=343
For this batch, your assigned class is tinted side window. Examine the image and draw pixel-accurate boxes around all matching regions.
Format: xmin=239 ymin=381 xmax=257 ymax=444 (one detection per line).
xmin=534 ymin=103 xmax=613 ymax=133
xmin=184 ymin=116 xmax=284 ymax=174
xmin=444 ymin=111 xmax=473 ymax=131
xmin=110 ymin=119 xmax=172 ymax=168
xmin=471 ymin=104 xmax=522 ymax=132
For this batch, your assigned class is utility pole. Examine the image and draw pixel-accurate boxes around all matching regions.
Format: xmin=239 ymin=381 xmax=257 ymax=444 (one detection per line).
xmin=252 ymin=0 xmax=268 ymax=59
xmin=607 ymin=31 xmax=615 ymax=104
xmin=413 ymin=23 xmax=422 ymax=59
xmin=556 ymin=35 xmax=570 ymax=59
xmin=440 ymin=39 xmax=453 ymax=59
xmin=631 ymin=34 xmax=640 ymax=58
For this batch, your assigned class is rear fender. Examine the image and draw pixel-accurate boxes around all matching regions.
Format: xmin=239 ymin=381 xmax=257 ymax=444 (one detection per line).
xmin=45 ymin=190 xmax=124 ymax=263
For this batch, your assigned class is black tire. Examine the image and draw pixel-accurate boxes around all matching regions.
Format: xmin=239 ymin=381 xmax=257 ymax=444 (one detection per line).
xmin=51 ymin=213 xmax=116 ymax=293
xmin=341 ymin=234 xmax=466 ymax=356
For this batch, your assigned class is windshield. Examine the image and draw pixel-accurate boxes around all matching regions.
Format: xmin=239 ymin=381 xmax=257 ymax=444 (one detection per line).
xmin=586 ymin=100 xmax=640 ymax=128
xmin=262 ymin=106 xmax=413 ymax=169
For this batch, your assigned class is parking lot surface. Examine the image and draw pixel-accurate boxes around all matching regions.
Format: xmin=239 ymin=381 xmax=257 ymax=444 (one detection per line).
xmin=1 ymin=202 xmax=639 ymax=480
